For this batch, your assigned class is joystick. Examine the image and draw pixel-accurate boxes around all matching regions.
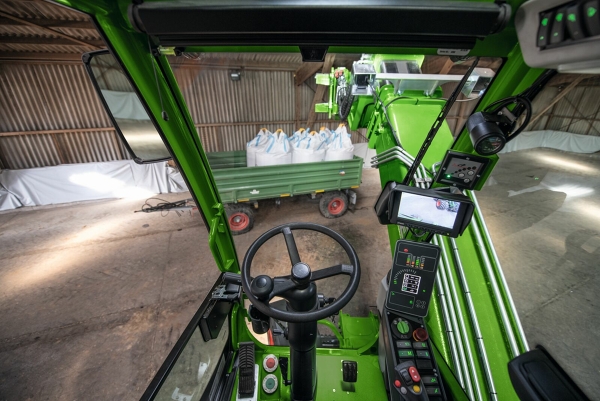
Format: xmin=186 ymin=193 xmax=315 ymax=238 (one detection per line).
xmin=393 ymin=361 xmax=429 ymax=401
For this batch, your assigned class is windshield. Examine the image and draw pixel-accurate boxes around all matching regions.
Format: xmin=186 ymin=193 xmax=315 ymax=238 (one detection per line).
xmin=166 ymin=52 xmax=501 ymax=319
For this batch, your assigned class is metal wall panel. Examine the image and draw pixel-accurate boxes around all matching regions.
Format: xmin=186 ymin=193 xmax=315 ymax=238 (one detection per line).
xmin=1 ymin=60 xmax=367 ymax=169
xmin=530 ymin=84 xmax=600 ymax=136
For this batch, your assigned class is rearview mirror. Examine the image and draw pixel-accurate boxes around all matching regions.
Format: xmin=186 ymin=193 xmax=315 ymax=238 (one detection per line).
xmin=82 ymin=50 xmax=171 ymax=163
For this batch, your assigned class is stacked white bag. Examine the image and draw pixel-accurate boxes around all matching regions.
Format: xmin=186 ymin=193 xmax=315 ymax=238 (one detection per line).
xmin=289 ymin=128 xmax=308 ymax=148
xmin=292 ymin=130 xmax=327 ymax=164
xmin=325 ymin=124 xmax=354 ymax=161
xmin=318 ymin=126 xmax=333 ymax=144
xmin=255 ymin=129 xmax=293 ymax=166
xmin=246 ymin=128 xmax=270 ymax=167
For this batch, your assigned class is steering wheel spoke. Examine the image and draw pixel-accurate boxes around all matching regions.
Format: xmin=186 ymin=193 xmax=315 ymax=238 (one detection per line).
xmin=269 ymin=278 xmax=298 ymax=300
xmin=310 ymin=264 xmax=354 ymax=282
xmin=282 ymin=226 xmax=301 ymax=266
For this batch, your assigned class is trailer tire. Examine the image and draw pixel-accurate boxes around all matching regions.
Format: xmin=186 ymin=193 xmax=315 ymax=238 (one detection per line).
xmin=319 ymin=191 xmax=348 ymax=219
xmin=225 ymin=204 xmax=254 ymax=235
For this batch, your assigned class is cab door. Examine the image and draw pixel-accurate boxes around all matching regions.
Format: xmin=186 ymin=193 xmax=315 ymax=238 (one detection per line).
xmin=141 ymin=273 xmax=239 ymax=401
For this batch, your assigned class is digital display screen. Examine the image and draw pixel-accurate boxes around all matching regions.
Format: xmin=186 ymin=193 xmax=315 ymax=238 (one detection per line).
xmin=397 ymin=193 xmax=460 ymax=230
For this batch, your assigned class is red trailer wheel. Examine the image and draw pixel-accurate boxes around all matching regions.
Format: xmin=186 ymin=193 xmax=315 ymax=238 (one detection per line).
xmin=319 ymin=191 xmax=348 ymax=218
xmin=225 ymin=204 xmax=254 ymax=235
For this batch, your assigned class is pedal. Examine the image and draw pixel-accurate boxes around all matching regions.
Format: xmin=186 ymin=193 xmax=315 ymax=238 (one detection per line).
xmin=342 ymin=360 xmax=358 ymax=383
xmin=238 ymin=342 xmax=255 ymax=396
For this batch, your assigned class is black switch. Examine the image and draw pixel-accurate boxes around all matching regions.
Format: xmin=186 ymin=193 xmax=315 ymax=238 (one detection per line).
xmin=426 ymin=386 xmax=442 ymax=396
xmin=550 ymin=7 xmax=568 ymax=44
xmin=396 ymin=340 xmax=412 ymax=349
xmin=416 ymin=350 xmax=431 ymax=359
xmin=566 ymin=5 xmax=585 ymax=40
xmin=400 ymin=369 xmax=413 ymax=385
xmin=537 ymin=11 xmax=553 ymax=47
xmin=583 ymin=1 xmax=600 ymax=36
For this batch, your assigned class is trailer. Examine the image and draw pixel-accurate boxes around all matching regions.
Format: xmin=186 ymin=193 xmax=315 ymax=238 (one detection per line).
xmin=206 ymin=151 xmax=363 ymax=234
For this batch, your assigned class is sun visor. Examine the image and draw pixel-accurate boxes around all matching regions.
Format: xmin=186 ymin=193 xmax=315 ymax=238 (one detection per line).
xmin=129 ymin=0 xmax=510 ymax=49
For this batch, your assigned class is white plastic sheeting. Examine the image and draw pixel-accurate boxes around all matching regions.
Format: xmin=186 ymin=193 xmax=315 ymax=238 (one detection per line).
xmin=0 ymin=160 xmax=186 ymax=211
xmin=501 ymin=130 xmax=600 ymax=154
xmin=0 ymin=186 xmax=21 ymax=211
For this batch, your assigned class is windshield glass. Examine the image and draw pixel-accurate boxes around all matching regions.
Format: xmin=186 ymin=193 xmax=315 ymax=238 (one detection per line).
xmin=166 ymin=52 xmax=501 ymax=318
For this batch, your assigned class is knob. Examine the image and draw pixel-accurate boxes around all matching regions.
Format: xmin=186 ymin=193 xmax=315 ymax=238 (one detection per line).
xmin=397 ymin=320 xmax=410 ymax=335
xmin=251 ymin=275 xmax=273 ymax=301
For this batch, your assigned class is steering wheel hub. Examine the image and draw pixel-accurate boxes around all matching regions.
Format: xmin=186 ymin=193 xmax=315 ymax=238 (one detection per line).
xmin=292 ymin=262 xmax=311 ymax=286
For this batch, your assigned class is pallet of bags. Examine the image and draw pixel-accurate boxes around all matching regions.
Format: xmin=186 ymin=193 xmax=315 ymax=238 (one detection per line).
xmin=324 ymin=124 xmax=354 ymax=161
xmin=292 ymin=130 xmax=327 ymax=164
xmin=256 ymin=129 xmax=293 ymax=166
xmin=246 ymin=128 xmax=271 ymax=167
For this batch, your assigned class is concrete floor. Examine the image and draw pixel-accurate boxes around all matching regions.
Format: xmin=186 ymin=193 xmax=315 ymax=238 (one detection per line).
xmin=478 ymin=148 xmax=600 ymax=398
xmin=1 ymin=150 xmax=599 ymax=400
xmin=0 ymin=169 xmax=391 ymax=400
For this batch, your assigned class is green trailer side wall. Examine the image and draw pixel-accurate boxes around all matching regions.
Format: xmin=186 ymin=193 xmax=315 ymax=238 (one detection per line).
xmin=206 ymin=152 xmax=362 ymax=203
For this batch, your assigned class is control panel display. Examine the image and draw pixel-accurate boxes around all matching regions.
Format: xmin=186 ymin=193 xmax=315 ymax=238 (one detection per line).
xmin=434 ymin=150 xmax=490 ymax=190
xmin=386 ymin=240 xmax=440 ymax=317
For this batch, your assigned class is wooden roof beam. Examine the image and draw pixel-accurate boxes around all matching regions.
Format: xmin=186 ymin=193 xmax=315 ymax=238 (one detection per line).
xmin=294 ymin=62 xmax=324 ymax=86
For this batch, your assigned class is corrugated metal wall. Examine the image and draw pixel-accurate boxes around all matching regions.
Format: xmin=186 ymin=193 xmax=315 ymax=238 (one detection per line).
xmin=0 ymin=63 xmax=130 ymax=169
xmin=528 ymin=84 xmax=600 ymax=136
xmin=1 ymin=59 xmax=365 ymax=169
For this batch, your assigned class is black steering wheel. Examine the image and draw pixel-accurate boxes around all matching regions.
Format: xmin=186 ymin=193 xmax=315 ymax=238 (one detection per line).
xmin=241 ymin=222 xmax=361 ymax=323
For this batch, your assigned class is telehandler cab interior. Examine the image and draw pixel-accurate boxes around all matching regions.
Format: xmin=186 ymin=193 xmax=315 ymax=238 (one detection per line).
xmin=55 ymin=0 xmax=599 ymax=400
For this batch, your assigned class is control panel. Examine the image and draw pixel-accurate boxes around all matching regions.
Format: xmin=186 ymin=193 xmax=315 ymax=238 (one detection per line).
xmin=516 ymin=0 xmax=600 ymax=72
xmin=536 ymin=1 xmax=600 ymax=49
xmin=434 ymin=151 xmax=490 ymax=191
xmin=383 ymin=311 xmax=447 ymax=401
xmin=385 ymin=240 xmax=440 ymax=318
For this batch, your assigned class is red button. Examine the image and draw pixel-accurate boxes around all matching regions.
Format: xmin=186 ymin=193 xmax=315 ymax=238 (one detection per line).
xmin=409 ymin=366 xmax=421 ymax=383
xmin=394 ymin=379 xmax=401 ymax=388
xmin=266 ymin=358 xmax=275 ymax=369
xmin=413 ymin=328 xmax=429 ymax=342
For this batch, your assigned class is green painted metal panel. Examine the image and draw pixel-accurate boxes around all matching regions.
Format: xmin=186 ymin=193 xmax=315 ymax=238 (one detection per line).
xmin=207 ymin=152 xmax=363 ymax=204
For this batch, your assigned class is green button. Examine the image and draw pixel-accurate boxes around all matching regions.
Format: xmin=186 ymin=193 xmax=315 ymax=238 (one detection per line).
xmin=265 ymin=378 xmax=275 ymax=389
xmin=568 ymin=13 xmax=576 ymax=22
xmin=397 ymin=320 xmax=410 ymax=334
xmin=541 ymin=17 xmax=549 ymax=26
xmin=588 ymin=6 xmax=597 ymax=18
xmin=556 ymin=12 xmax=564 ymax=22
xmin=398 ymin=350 xmax=415 ymax=358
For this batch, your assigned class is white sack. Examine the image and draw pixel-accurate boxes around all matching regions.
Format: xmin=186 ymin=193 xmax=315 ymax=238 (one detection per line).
xmin=325 ymin=125 xmax=354 ymax=161
xmin=292 ymin=131 xmax=327 ymax=164
xmin=256 ymin=130 xmax=292 ymax=166
xmin=289 ymin=128 xmax=308 ymax=148
xmin=246 ymin=128 xmax=271 ymax=167
xmin=318 ymin=127 xmax=333 ymax=144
